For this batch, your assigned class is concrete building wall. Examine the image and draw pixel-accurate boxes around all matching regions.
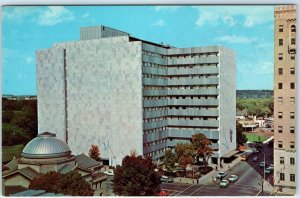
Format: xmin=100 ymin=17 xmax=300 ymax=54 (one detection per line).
xmin=273 ymin=5 xmax=296 ymax=192
xmin=38 ymin=36 xmax=144 ymax=165
xmin=219 ymin=46 xmax=236 ymax=158
xmin=36 ymin=48 xmax=67 ymax=141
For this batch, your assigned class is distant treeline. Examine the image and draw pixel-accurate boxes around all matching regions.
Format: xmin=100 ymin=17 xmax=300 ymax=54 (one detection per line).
xmin=237 ymin=90 xmax=273 ymax=99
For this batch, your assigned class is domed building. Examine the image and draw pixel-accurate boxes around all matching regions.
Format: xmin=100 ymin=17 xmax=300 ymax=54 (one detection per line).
xmin=2 ymin=132 xmax=107 ymax=196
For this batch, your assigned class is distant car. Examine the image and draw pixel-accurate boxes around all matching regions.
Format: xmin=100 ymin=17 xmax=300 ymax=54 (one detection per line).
xmin=259 ymin=162 xmax=266 ymax=168
xmin=228 ymin=175 xmax=238 ymax=182
xmin=216 ymin=172 xmax=227 ymax=179
xmin=219 ymin=180 xmax=229 ymax=188
xmin=265 ymin=168 xmax=272 ymax=174
xmin=252 ymin=156 xmax=258 ymax=162
xmin=104 ymin=170 xmax=114 ymax=176
xmin=160 ymin=176 xmax=174 ymax=183
xmin=267 ymin=164 xmax=274 ymax=171
xmin=252 ymin=148 xmax=259 ymax=153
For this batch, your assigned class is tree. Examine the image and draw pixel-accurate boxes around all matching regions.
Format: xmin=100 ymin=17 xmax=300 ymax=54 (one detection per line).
xmin=175 ymin=143 xmax=195 ymax=176
xmin=192 ymin=133 xmax=213 ymax=172
xmin=112 ymin=154 xmax=161 ymax=196
xmin=163 ymin=149 xmax=177 ymax=173
xmin=89 ymin=144 xmax=100 ymax=161
xmin=236 ymin=121 xmax=247 ymax=147
xmin=29 ymin=171 xmax=94 ymax=196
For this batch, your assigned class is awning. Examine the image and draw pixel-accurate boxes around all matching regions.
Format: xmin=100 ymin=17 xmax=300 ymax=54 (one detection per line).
xmin=222 ymin=150 xmax=240 ymax=158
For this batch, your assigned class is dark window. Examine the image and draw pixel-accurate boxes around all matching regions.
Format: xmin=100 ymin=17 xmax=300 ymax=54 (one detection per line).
xmin=278 ymin=126 xmax=283 ymax=133
xmin=278 ymin=112 xmax=283 ymax=119
xmin=290 ymin=112 xmax=295 ymax=119
xmin=291 ymin=25 xmax=296 ymax=32
xmin=290 ymin=142 xmax=295 ymax=149
xmin=279 ymin=25 xmax=283 ymax=32
xmin=291 ymin=38 xmax=296 ymax=45
xmin=290 ymin=158 xmax=295 ymax=165
xmin=278 ymin=83 xmax=283 ymax=89
xmin=280 ymin=173 xmax=285 ymax=181
xmin=291 ymin=54 xmax=295 ymax=60
xmin=278 ymin=97 xmax=283 ymax=104
xmin=291 ymin=68 xmax=295 ymax=75
xmin=278 ymin=141 xmax=283 ymax=149
xmin=279 ymin=68 xmax=283 ymax=75
xmin=290 ymin=174 xmax=295 ymax=182
xmin=278 ymin=53 xmax=283 ymax=60
xmin=290 ymin=127 xmax=295 ymax=133
xmin=279 ymin=39 xmax=283 ymax=46
xmin=291 ymin=83 xmax=295 ymax=89
xmin=280 ymin=157 xmax=284 ymax=164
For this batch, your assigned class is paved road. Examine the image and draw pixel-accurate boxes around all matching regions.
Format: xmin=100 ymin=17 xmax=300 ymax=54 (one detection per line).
xmin=161 ymin=144 xmax=274 ymax=196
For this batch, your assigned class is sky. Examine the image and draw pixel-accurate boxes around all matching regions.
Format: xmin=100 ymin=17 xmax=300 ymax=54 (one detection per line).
xmin=2 ymin=5 xmax=275 ymax=95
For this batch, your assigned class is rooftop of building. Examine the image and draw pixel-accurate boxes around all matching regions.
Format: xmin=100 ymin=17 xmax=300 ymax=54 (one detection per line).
xmin=75 ymin=153 xmax=103 ymax=169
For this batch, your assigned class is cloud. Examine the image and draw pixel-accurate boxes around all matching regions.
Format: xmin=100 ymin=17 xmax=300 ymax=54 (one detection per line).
xmin=3 ymin=6 xmax=39 ymax=21
xmin=38 ymin=6 xmax=75 ymax=26
xmin=255 ymin=61 xmax=273 ymax=74
xmin=153 ymin=19 xmax=165 ymax=26
xmin=214 ymin=35 xmax=258 ymax=44
xmin=195 ymin=6 xmax=274 ymax=28
xmin=154 ymin=6 xmax=181 ymax=12
xmin=82 ymin=13 xmax=90 ymax=18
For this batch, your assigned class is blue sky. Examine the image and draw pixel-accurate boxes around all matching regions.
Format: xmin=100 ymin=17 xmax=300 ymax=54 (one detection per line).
xmin=2 ymin=5 xmax=275 ymax=95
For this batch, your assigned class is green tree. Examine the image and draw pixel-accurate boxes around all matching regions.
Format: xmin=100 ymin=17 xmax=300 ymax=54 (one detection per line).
xmin=236 ymin=121 xmax=247 ymax=147
xmin=192 ymin=133 xmax=213 ymax=172
xmin=163 ymin=149 xmax=177 ymax=173
xmin=29 ymin=171 xmax=94 ymax=196
xmin=113 ymin=154 xmax=161 ymax=196
xmin=2 ymin=123 xmax=29 ymax=146
xmin=88 ymin=144 xmax=101 ymax=161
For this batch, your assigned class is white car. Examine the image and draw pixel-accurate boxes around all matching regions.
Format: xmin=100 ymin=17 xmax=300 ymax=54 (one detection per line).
xmin=228 ymin=175 xmax=238 ymax=182
xmin=104 ymin=170 xmax=114 ymax=176
xmin=216 ymin=171 xmax=227 ymax=179
xmin=219 ymin=180 xmax=229 ymax=188
xmin=268 ymin=164 xmax=274 ymax=171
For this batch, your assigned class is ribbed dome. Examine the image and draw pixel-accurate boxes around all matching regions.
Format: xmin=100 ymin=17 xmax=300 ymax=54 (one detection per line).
xmin=21 ymin=132 xmax=71 ymax=159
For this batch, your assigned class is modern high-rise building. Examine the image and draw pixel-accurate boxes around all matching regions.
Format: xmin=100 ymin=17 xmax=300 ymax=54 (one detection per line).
xmin=273 ymin=5 xmax=296 ymax=194
xmin=37 ymin=25 xmax=236 ymax=166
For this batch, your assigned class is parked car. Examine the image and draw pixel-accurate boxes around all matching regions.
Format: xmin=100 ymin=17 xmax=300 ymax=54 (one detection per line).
xmin=252 ymin=156 xmax=258 ymax=162
xmin=216 ymin=171 xmax=227 ymax=179
xmin=267 ymin=164 xmax=274 ymax=171
xmin=219 ymin=180 xmax=229 ymax=188
xmin=228 ymin=175 xmax=238 ymax=182
xmin=265 ymin=168 xmax=272 ymax=174
xmin=252 ymin=148 xmax=259 ymax=153
xmin=160 ymin=176 xmax=174 ymax=183
xmin=104 ymin=170 xmax=114 ymax=176
xmin=259 ymin=162 xmax=266 ymax=168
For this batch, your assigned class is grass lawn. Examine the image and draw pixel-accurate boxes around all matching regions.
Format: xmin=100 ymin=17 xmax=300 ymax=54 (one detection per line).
xmin=2 ymin=144 xmax=24 ymax=163
xmin=245 ymin=134 xmax=268 ymax=142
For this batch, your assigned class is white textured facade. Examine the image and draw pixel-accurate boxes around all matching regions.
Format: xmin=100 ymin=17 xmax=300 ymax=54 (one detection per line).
xmin=37 ymin=25 xmax=236 ymax=165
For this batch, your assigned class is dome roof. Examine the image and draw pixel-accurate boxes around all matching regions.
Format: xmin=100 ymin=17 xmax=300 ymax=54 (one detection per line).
xmin=21 ymin=132 xmax=71 ymax=159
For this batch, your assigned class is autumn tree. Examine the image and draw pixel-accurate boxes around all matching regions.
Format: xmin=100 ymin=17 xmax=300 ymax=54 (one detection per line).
xmin=192 ymin=133 xmax=213 ymax=172
xmin=89 ymin=144 xmax=100 ymax=161
xmin=163 ymin=149 xmax=177 ymax=173
xmin=175 ymin=143 xmax=195 ymax=176
xmin=29 ymin=171 xmax=94 ymax=196
xmin=112 ymin=154 xmax=161 ymax=196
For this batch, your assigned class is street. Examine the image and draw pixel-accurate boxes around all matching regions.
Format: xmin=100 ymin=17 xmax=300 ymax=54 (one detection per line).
xmin=161 ymin=143 xmax=274 ymax=196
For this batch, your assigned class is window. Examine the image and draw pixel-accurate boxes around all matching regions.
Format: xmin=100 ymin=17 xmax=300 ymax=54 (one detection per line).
xmin=291 ymin=38 xmax=296 ymax=45
xmin=278 ymin=97 xmax=283 ymax=104
xmin=278 ymin=141 xmax=283 ymax=149
xmin=280 ymin=157 xmax=284 ymax=164
xmin=278 ymin=126 xmax=283 ymax=133
xmin=290 ymin=112 xmax=295 ymax=119
xmin=290 ymin=97 xmax=295 ymax=104
xmin=278 ymin=112 xmax=283 ymax=119
xmin=278 ymin=53 xmax=283 ymax=60
xmin=278 ymin=83 xmax=283 ymax=89
xmin=290 ymin=68 xmax=295 ymax=75
xmin=279 ymin=25 xmax=283 ymax=32
xmin=279 ymin=39 xmax=283 ymax=46
xmin=291 ymin=54 xmax=295 ymax=60
xmin=290 ymin=157 xmax=295 ymax=165
xmin=278 ymin=68 xmax=283 ymax=75
xmin=291 ymin=25 xmax=296 ymax=32
xmin=290 ymin=174 xmax=295 ymax=182
xmin=290 ymin=127 xmax=295 ymax=133
xmin=280 ymin=173 xmax=285 ymax=181
xmin=290 ymin=83 xmax=295 ymax=89
xmin=290 ymin=141 xmax=295 ymax=149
